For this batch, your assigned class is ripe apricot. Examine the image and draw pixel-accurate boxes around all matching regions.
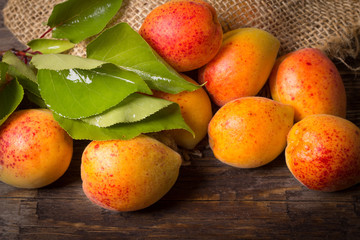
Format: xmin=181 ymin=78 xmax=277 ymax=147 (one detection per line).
xmin=199 ymin=28 xmax=280 ymax=106
xmin=81 ymin=135 xmax=182 ymax=211
xmin=153 ymin=74 xmax=212 ymax=149
xmin=269 ymin=48 xmax=346 ymax=122
xmin=0 ymin=109 xmax=73 ymax=188
xmin=139 ymin=0 xmax=223 ymax=72
xmin=208 ymin=97 xmax=294 ymax=168
xmin=286 ymin=114 xmax=360 ymax=192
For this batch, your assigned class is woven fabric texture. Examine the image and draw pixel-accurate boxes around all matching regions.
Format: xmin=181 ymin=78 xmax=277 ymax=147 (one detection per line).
xmin=3 ymin=0 xmax=360 ymax=60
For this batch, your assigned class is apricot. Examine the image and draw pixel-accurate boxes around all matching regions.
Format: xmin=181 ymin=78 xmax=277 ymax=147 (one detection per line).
xmin=208 ymin=97 xmax=294 ymax=168
xmin=81 ymin=135 xmax=182 ymax=211
xmin=139 ymin=0 xmax=223 ymax=72
xmin=0 ymin=109 xmax=73 ymax=188
xmin=286 ymin=114 xmax=360 ymax=192
xmin=152 ymin=74 xmax=212 ymax=149
xmin=198 ymin=28 xmax=280 ymax=106
xmin=269 ymin=48 xmax=347 ymax=122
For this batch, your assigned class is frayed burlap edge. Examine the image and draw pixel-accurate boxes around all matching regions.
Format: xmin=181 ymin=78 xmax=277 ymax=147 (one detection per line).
xmin=328 ymin=22 xmax=360 ymax=71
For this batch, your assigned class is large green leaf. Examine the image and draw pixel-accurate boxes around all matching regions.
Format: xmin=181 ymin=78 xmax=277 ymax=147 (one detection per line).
xmin=0 ymin=79 xmax=24 ymax=126
xmin=2 ymin=51 xmax=39 ymax=97
xmin=31 ymin=53 xmax=105 ymax=71
xmin=38 ymin=64 xmax=152 ymax=119
xmin=27 ymin=39 xmax=75 ymax=54
xmin=47 ymin=0 xmax=123 ymax=43
xmin=82 ymin=93 xmax=174 ymax=127
xmin=87 ymin=23 xmax=199 ymax=94
xmin=53 ymin=103 xmax=193 ymax=140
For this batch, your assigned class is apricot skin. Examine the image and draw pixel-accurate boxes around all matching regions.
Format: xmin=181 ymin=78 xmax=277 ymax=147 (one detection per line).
xmin=0 ymin=109 xmax=73 ymax=188
xmin=286 ymin=114 xmax=360 ymax=192
xmin=152 ymin=74 xmax=212 ymax=149
xmin=81 ymin=135 xmax=182 ymax=212
xmin=208 ymin=97 xmax=294 ymax=168
xmin=269 ymin=48 xmax=347 ymax=122
xmin=198 ymin=28 xmax=280 ymax=106
xmin=139 ymin=0 xmax=223 ymax=72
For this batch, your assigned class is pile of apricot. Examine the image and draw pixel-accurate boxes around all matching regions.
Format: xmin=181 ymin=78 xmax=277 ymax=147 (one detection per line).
xmin=1 ymin=0 xmax=359 ymax=213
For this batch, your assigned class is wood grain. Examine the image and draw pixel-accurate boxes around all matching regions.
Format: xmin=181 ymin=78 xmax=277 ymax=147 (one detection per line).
xmin=0 ymin=0 xmax=360 ymax=239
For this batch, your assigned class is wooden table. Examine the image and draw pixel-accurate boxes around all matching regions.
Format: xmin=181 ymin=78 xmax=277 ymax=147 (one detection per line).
xmin=1 ymin=1 xmax=360 ymax=239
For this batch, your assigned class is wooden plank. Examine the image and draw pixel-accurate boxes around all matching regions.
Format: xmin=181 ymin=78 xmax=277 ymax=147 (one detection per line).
xmin=2 ymin=141 xmax=360 ymax=203
xmin=1 ymin=198 xmax=358 ymax=239
xmin=0 ymin=198 xmax=38 ymax=240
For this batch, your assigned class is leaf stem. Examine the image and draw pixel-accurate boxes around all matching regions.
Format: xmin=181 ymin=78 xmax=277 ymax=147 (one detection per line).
xmin=39 ymin=27 xmax=55 ymax=39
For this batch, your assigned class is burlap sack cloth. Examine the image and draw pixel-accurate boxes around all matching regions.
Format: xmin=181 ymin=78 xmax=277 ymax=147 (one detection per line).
xmin=3 ymin=0 xmax=360 ymax=65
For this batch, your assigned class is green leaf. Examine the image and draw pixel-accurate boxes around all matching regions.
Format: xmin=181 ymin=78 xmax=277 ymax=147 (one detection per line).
xmin=82 ymin=93 xmax=174 ymax=127
xmin=31 ymin=53 xmax=105 ymax=71
xmin=53 ymin=103 xmax=193 ymax=140
xmin=47 ymin=0 xmax=123 ymax=43
xmin=0 ymin=62 xmax=9 ymax=87
xmin=38 ymin=64 xmax=152 ymax=119
xmin=0 ymin=79 xmax=24 ymax=126
xmin=2 ymin=51 xmax=40 ymax=96
xmin=87 ymin=23 xmax=199 ymax=94
xmin=27 ymin=39 xmax=75 ymax=54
